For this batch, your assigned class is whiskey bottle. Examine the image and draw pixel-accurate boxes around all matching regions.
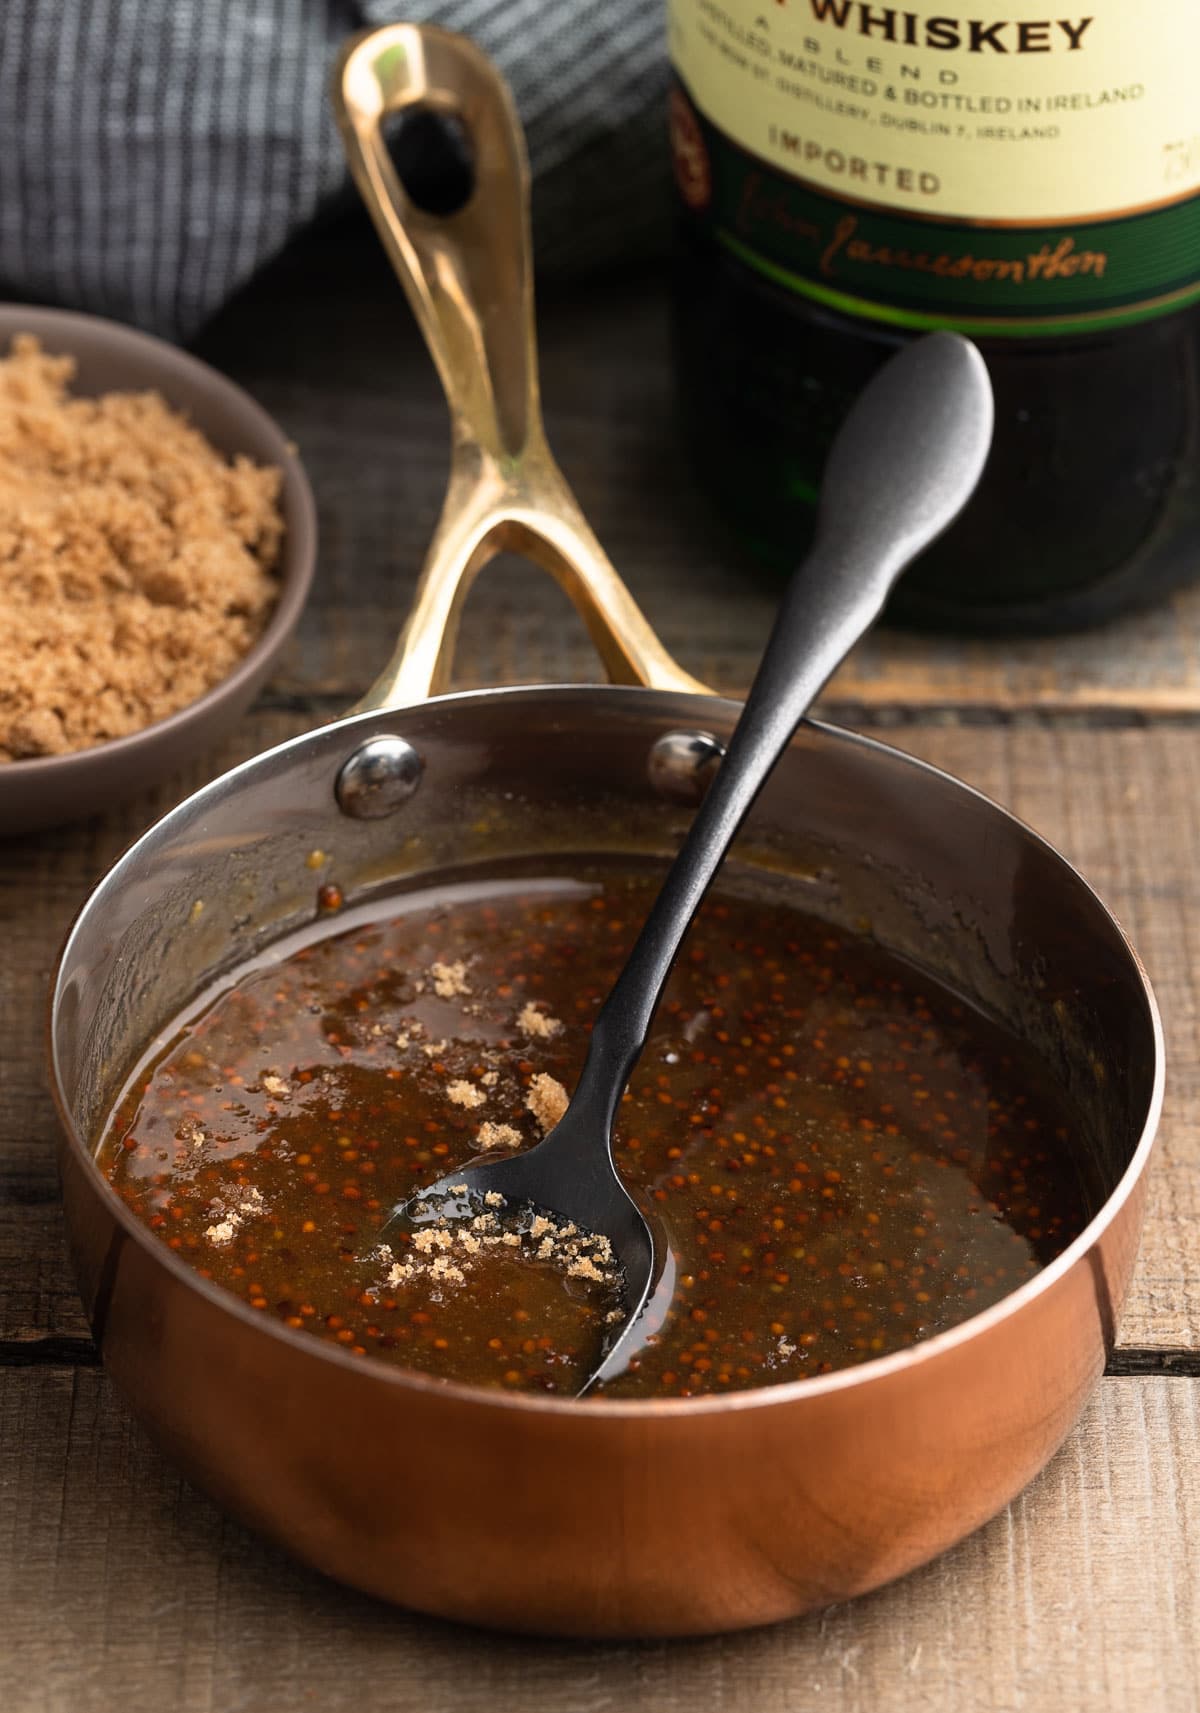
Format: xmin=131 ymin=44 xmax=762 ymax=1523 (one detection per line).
xmin=669 ymin=0 xmax=1200 ymax=631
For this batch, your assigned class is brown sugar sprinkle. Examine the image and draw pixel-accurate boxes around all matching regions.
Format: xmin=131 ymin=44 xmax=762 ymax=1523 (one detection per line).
xmin=176 ymin=1116 xmax=207 ymax=1150
xmin=0 ymin=335 xmax=283 ymax=762
xmin=446 ymin=1079 xmax=486 ymax=1110
xmin=374 ymin=1192 xmax=622 ymax=1320
xmin=430 ymin=960 xmax=471 ymax=1000
xmin=517 ymin=1002 xmax=563 ymax=1040
xmin=96 ymin=857 xmax=1093 ymax=1399
xmin=526 ymin=1072 xmax=569 ymax=1134
xmin=203 ymin=1185 xmax=267 ymax=1247
xmin=475 ymin=1121 xmax=522 ymax=1151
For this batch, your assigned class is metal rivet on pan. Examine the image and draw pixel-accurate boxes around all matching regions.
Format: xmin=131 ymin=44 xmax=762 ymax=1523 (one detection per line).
xmin=335 ymin=735 xmax=424 ymax=819
xmin=647 ymin=730 xmax=725 ymax=806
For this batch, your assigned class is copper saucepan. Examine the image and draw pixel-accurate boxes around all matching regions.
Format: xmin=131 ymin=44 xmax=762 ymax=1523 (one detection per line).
xmin=48 ymin=24 xmax=1164 ymax=1639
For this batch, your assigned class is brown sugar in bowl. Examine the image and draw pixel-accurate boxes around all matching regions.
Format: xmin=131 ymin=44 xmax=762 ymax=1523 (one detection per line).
xmin=0 ymin=304 xmax=317 ymax=837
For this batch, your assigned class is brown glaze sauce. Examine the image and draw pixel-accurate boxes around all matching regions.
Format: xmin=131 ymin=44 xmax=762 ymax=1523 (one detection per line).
xmin=97 ymin=859 xmax=1093 ymax=1397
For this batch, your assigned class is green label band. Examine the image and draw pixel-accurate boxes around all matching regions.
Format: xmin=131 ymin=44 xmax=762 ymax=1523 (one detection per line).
xmin=674 ymin=79 xmax=1200 ymax=335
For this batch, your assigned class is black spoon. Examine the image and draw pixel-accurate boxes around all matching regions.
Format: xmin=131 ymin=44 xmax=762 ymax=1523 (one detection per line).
xmin=374 ymin=330 xmax=994 ymax=1393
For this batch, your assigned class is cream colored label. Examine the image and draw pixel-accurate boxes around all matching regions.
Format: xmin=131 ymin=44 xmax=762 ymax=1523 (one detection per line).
xmin=670 ymin=0 xmax=1200 ymax=222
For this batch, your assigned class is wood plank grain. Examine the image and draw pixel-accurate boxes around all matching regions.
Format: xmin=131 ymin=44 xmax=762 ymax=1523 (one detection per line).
xmin=0 ymin=1367 xmax=1195 ymax=1712
xmin=187 ymin=233 xmax=1200 ymax=716
xmin=2 ymin=716 xmax=1197 ymax=1354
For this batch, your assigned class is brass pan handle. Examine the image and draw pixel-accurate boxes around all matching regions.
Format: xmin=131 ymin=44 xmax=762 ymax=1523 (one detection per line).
xmin=333 ymin=23 xmax=708 ymax=709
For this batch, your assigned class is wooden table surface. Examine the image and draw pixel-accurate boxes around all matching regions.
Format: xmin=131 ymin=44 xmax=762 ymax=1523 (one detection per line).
xmin=3 ymin=227 xmax=1198 ymax=1711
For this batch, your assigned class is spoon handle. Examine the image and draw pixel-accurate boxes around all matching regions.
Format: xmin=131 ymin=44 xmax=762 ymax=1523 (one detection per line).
xmin=571 ymin=331 xmax=993 ymax=1133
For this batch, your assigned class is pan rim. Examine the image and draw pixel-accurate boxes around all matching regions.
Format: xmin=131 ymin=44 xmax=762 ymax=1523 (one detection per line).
xmin=48 ymin=683 xmax=1166 ymax=1421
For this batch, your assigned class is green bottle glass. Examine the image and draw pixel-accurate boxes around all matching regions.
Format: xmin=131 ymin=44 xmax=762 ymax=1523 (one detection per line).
xmin=668 ymin=0 xmax=1200 ymax=632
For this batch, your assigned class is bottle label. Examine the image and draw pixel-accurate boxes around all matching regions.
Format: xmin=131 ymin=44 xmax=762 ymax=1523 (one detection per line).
xmin=669 ymin=0 xmax=1200 ymax=333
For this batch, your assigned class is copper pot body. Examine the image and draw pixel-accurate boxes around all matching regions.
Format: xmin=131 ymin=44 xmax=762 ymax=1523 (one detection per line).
xmin=50 ymin=686 xmax=1161 ymax=1637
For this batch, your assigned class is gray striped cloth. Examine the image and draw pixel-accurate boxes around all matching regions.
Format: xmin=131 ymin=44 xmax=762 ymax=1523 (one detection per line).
xmin=0 ymin=0 xmax=669 ymax=341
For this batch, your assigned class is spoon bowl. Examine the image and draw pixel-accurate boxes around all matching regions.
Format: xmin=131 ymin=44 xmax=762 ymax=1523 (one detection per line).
xmin=383 ymin=1127 xmax=659 ymax=1392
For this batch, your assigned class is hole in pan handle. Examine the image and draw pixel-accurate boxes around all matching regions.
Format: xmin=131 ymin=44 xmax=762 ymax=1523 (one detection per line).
xmin=332 ymin=22 xmax=709 ymax=712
